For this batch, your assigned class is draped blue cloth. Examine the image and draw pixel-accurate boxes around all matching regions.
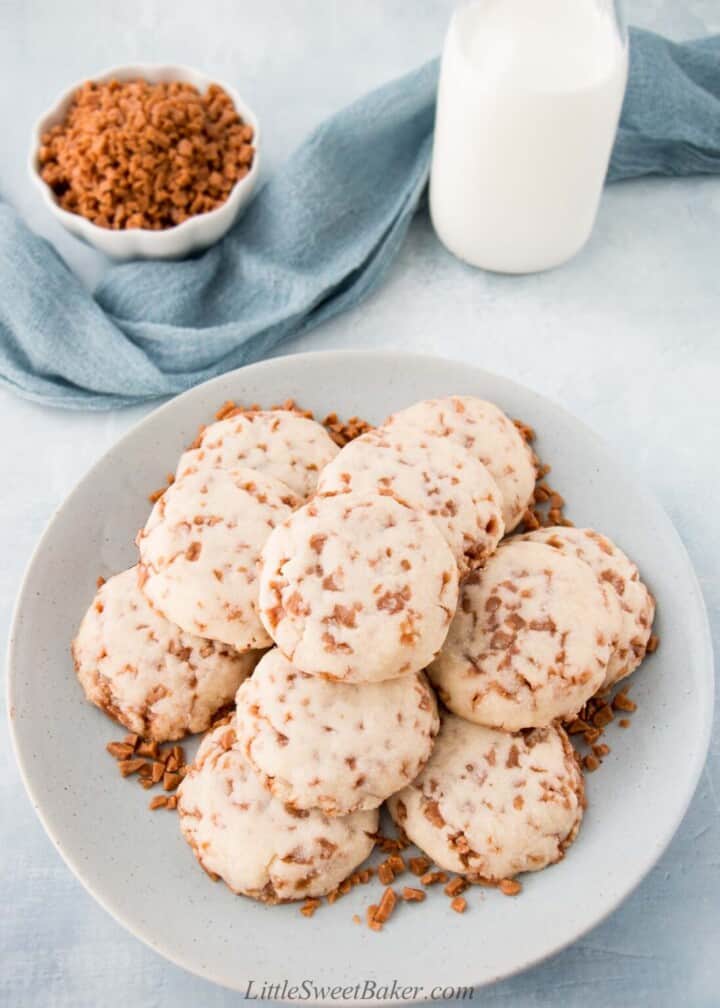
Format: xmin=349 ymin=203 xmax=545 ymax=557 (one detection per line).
xmin=1 ymin=28 xmax=718 ymax=409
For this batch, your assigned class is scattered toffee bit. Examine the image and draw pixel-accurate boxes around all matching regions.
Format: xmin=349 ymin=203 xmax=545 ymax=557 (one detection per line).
xmin=105 ymin=731 xmax=189 ymax=808
xmin=498 ymin=879 xmax=522 ymax=897
xmin=366 ymin=904 xmax=382 ymax=932
xmin=408 ymin=855 xmax=431 ymax=877
xmin=366 ymin=887 xmax=397 ymax=931
xmin=377 ymin=862 xmax=395 ymax=886
xmin=444 ymin=876 xmax=468 ymax=898
xmin=420 ymin=871 xmax=448 ymax=887
xmin=509 ymin=422 xmax=573 ymax=532
xmin=352 ymin=914 xmax=362 ymax=925
xmin=300 ymin=899 xmax=321 ymax=918
xmin=612 ymin=690 xmax=637 ymax=713
xmin=39 ymin=79 xmax=255 ymax=230
xmin=402 ymin=887 xmax=426 ymax=903
xmin=370 ymin=830 xmax=411 ymax=855
xmin=583 ymin=754 xmax=601 ymax=772
xmin=450 ymin=896 xmax=467 ymax=914
xmin=619 ymin=718 xmax=631 ymax=729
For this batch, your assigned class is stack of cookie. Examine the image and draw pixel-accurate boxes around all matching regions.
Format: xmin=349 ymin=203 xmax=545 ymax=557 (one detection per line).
xmin=72 ymin=394 xmax=655 ymax=904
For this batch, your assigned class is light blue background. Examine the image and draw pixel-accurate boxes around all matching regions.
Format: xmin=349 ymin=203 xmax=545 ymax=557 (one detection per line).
xmin=1 ymin=1 xmax=718 ymax=1005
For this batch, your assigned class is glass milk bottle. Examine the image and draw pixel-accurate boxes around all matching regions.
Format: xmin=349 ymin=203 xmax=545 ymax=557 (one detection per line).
xmin=429 ymin=0 xmax=628 ymax=273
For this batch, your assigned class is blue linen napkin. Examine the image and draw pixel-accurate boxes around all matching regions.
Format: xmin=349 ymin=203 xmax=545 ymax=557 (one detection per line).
xmin=1 ymin=27 xmax=719 ymax=410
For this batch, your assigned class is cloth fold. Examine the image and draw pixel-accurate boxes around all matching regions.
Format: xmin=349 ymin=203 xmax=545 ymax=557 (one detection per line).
xmin=1 ymin=28 xmax=719 ymax=410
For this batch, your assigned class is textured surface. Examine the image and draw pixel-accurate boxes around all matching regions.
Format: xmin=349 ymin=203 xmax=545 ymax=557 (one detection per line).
xmin=235 ymin=649 xmax=438 ymax=814
xmin=388 ymin=715 xmax=584 ymax=880
xmin=1 ymin=1 xmax=719 ymax=1007
xmin=259 ymin=492 xmax=458 ymax=682
xmin=178 ymin=718 xmax=378 ymax=901
xmin=72 ymin=566 xmax=258 ymax=741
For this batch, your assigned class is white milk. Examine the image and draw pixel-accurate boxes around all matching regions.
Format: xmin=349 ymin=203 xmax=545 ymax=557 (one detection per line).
xmin=429 ymin=0 xmax=628 ymax=273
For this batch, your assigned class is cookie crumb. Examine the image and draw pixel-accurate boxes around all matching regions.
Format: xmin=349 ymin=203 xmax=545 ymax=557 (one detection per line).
xmin=300 ymin=899 xmax=320 ymax=918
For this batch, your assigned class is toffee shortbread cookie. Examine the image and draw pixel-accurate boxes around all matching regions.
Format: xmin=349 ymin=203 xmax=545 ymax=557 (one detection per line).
xmin=72 ymin=567 xmax=259 ymax=741
xmin=137 ymin=466 xmax=300 ymax=651
xmin=388 ymin=714 xmax=584 ymax=881
xmin=178 ymin=718 xmax=378 ymax=902
xmin=523 ymin=527 xmax=655 ymax=687
xmin=316 ymin=428 xmax=504 ymax=574
xmin=429 ymin=539 xmax=620 ymax=729
xmin=176 ymin=410 xmax=339 ymax=500
xmin=258 ymin=492 xmax=459 ymax=682
xmin=383 ymin=395 xmax=536 ymax=532
xmin=234 ymin=648 xmax=439 ymax=815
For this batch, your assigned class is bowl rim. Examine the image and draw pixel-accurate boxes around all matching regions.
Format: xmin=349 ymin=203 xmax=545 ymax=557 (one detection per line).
xmin=28 ymin=61 xmax=261 ymax=240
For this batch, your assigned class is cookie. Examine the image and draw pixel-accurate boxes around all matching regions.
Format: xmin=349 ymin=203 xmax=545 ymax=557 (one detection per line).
xmin=258 ymin=492 xmax=459 ymax=682
xmin=176 ymin=410 xmax=339 ymax=499
xmin=72 ymin=567 xmax=259 ymax=741
xmin=234 ymin=648 xmax=439 ymax=815
xmin=383 ymin=396 xmax=536 ymax=531
xmin=522 ymin=527 xmax=655 ymax=687
xmin=137 ymin=466 xmax=300 ymax=651
xmin=316 ymin=428 xmax=504 ymax=574
xmin=388 ymin=714 xmax=584 ymax=881
xmin=428 ymin=539 xmax=619 ymax=729
xmin=177 ymin=718 xmax=378 ymax=902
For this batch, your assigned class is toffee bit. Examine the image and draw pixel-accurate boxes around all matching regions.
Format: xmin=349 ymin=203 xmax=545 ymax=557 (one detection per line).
xmin=374 ymin=887 xmax=397 ymax=926
xmin=118 ymin=757 xmax=146 ymax=777
xmin=402 ymin=887 xmax=426 ymax=903
xmin=444 ymin=876 xmax=468 ymax=897
xmin=408 ymin=855 xmax=431 ymax=877
xmin=499 ymin=878 xmax=522 ymax=897
xmin=450 ymin=896 xmax=467 ymax=914
xmin=106 ymin=741 xmax=134 ymax=760
xmin=583 ymin=753 xmax=601 ymax=772
xmin=300 ymin=899 xmax=320 ymax=918
xmin=612 ymin=690 xmax=637 ymax=713
xmin=149 ymin=795 xmax=168 ymax=810
xmin=366 ymin=904 xmax=382 ymax=932
xmin=421 ymin=871 xmax=448 ymax=886
xmin=377 ymin=861 xmax=395 ymax=886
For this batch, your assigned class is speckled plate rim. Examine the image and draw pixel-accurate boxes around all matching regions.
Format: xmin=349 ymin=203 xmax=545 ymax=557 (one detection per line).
xmin=7 ymin=350 xmax=714 ymax=1003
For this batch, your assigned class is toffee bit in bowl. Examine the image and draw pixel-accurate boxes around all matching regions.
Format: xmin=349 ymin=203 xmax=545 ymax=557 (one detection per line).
xmin=38 ymin=79 xmax=255 ymax=230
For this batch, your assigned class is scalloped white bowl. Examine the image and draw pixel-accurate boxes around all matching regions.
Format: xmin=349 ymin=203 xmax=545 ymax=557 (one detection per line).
xmin=29 ymin=63 xmax=260 ymax=260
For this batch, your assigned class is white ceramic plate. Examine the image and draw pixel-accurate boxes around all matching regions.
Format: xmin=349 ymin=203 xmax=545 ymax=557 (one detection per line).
xmin=8 ymin=351 xmax=713 ymax=1002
